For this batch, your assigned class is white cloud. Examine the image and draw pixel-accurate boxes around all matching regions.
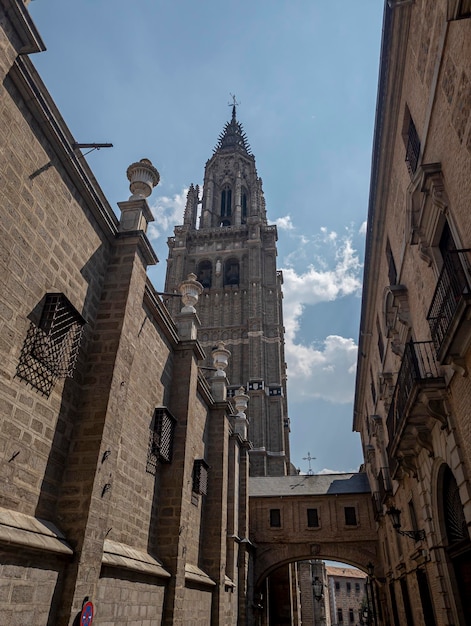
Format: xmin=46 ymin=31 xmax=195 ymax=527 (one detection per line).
xmin=147 ymin=188 xmax=188 ymax=241
xmin=316 ymin=468 xmax=359 ymax=475
xmin=285 ymin=335 xmax=358 ymax=403
xmin=359 ymin=220 xmax=367 ymax=235
xmin=275 ymin=215 xmax=294 ymax=231
xmin=280 ymin=230 xmax=362 ymax=404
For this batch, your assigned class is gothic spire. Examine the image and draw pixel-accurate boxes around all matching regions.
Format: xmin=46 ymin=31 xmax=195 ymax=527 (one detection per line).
xmin=213 ymin=103 xmax=252 ymax=156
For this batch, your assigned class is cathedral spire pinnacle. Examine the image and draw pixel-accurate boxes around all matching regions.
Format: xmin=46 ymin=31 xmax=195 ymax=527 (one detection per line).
xmin=213 ymin=97 xmax=251 ymax=156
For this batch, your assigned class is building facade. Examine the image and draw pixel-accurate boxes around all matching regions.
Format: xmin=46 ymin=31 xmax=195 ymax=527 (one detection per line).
xmin=164 ymin=106 xmax=291 ymax=479
xmin=326 ymin=566 xmax=367 ymax=626
xmin=354 ymin=1 xmax=471 ymax=625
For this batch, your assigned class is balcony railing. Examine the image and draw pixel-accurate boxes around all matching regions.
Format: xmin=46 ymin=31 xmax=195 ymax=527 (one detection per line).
xmin=427 ymin=249 xmax=471 ymax=358
xmin=377 ymin=467 xmax=392 ymax=505
xmin=387 ymin=340 xmax=444 ymax=460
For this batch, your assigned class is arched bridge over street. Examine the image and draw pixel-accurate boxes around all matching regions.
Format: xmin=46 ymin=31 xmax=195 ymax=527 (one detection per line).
xmin=249 ymin=472 xmax=380 ymax=586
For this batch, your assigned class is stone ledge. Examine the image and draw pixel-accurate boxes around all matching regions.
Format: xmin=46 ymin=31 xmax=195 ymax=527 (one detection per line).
xmin=184 ymin=563 xmax=216 ymax=587
xmin=102 ymin=539 xmax=170 ymax=579
xmin=0 ymin=507 xmax=73 ymax=555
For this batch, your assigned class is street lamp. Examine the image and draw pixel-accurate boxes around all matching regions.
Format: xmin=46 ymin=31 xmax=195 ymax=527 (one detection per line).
xmin=312 ymin=576 xmax=323 ymax=601
xmin=386 ymin=506 xmax=425 ymax=541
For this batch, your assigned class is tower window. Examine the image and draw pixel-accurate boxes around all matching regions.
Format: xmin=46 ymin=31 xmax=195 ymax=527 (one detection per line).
xmin=242 ymin=190 xmax=248 ymax=223
xmin=224 ymin=258 xmax=240 ymax=286
xmin=197 ymin=260 xmax=212 ymax=288
xmin=221 ymin=187 xmax=232 ymax=219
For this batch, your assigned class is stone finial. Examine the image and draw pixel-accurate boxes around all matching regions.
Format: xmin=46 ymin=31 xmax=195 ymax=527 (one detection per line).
xmin=126 ymin=158 xmax=160 ymax=200
xmin=233 ymin=386 xmax=249 ymax=440
xmin=178 ymin=273 xmax=203 ymax=313
xmin=234 ymin=387 xmax=249 ymax=416
xmin=211 ymin=341 xmax=231 ymax=377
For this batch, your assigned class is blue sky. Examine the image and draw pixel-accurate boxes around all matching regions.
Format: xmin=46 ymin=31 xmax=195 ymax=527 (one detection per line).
xmin=29 ymin=0 xmax=384 ymax=474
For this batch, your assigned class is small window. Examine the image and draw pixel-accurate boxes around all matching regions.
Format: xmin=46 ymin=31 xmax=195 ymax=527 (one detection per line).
xmin=241 ymin=190 xmax=248 ymax=223
xmin=307 ymin=508 xmax=319 ymax=527
xmin=346 ymin=582 xmax=351 ymax=593
xmin=335 ymin=581 xmax=340 ymax=591
xmin=370 ymin=373 xmax=377 ymax=406
xmin=270 ymin=509 xmax=281 ymax=527
xmin=386 ymin=240 xmax=397 ymax=285
xmin=193 ymin=459 xmax=209 ymax=495
xmin=221 ymin=186 xmax=232 ymax=218
xmin=197 ymin=260 xmax=212 ymax=288
xmin=337 ymin=608 xmax=343 ymax=624
xmin=349 ymin=608 xmax=355 ymax=623
xmin=447 ymin=0 xmax=471 ymax=20
xmin=224 ymin=258 xmax=240 ymax=286
xmin=345 ymin=507 xmax=357 ymax=526
xmin=402 ymin=107 xmax=420 ymax=176
xmin=355 ymin=582 xmax=360 ymax=593
xmin=376 ymin=317 xmax=384 ymax=361
xmin=146 ymin=407 xmax=177 ymax=475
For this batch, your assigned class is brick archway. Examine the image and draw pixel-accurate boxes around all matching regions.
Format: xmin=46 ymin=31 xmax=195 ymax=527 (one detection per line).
xmin=249 ymin=473 xmax=381 ymax=587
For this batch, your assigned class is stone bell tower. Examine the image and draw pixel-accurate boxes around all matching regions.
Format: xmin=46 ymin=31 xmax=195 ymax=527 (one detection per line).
xmin=164 ymin=105 xmax=291 ymax=477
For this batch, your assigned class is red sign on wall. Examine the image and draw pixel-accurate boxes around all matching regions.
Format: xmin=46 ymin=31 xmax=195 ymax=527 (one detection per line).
xmin=80 ymin=601 xmax=94 ymax=626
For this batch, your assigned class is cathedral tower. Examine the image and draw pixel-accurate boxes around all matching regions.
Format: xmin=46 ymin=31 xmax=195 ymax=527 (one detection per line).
xmin=165 ymin=105 xmax=291 ymax=477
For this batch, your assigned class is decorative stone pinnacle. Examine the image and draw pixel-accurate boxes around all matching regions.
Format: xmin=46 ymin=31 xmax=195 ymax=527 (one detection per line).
xmin=178 ymin=273 xmax=203 ymax=312
xmin=126 ymin=158 xmax=160 ymax=200
xmin=212 ymin=341 xmax=231 ymax=377
xmin=234 ymin=386 xmax=249 ymax=416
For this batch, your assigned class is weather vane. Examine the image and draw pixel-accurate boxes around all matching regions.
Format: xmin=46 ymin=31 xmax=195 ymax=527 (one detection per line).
xmin=303 ymin=451 xmax=316 ymax=475
xmin=228 ymin=93 xmax=240 ymax=110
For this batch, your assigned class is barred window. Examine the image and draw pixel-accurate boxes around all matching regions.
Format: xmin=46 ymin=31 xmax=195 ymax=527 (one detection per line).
xmin=17 ymin=293 xmax=85 ymax=396
xmin=193 ymin=459 xmax=209 ymax=495
xmin=146 ymin=407 xmax=177 ymax=475
xmin=402 ymin=108 xmax=420 ymax=176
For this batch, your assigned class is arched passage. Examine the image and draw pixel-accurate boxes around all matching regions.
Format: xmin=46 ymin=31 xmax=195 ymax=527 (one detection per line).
xmin=250 ymin=473 xmax=380 ymax=586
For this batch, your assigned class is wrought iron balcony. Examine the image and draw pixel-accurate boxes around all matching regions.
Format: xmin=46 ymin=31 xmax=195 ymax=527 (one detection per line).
xmin=427 ymin=249 xmax=471 ymax=362
xmin=377 ymin=467 xmax=392 ymax=505
xmin=387 ymin=340 xmax=445 ymax=476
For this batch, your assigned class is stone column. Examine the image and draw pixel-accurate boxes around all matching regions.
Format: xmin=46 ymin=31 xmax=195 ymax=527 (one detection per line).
xmin=56 ymin=159 xmax=160 ymax=624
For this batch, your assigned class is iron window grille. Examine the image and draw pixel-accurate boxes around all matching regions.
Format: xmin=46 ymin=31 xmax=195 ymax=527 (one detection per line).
xmin=146 ymin=407 xmax=177 ymax=475
xmin=405 ymin=116 xmax=421 ymax=176
xmin=193 ymin=459 xmax=209 ymax=495
xmin=17 ymin=293 xmax=85 ymax=396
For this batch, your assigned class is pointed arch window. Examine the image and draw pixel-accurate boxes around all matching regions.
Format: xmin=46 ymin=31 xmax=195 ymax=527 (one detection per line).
xmin=197 ymin=260 xmax=212 ymax=289
xmin=241 ymin=189 xmax=248 ymax=224
xmin=221 ymin=186 xmax=232 ymax=219
xmin=224 ymin=258 xmax=240 ymax=286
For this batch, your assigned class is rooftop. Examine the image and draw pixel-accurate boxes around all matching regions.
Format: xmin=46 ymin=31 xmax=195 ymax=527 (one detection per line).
xmin=249 ymin=473 xmax=370 ymax=497
xmin=326 ymin=566 xmax=367 ymax=579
